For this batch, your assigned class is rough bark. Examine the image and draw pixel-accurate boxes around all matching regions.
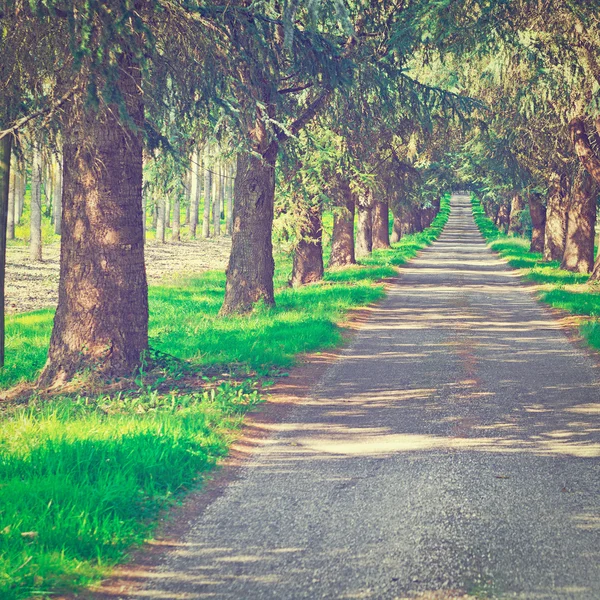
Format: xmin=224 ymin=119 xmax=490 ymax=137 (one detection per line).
xmin=39 ymin=55 xmax=148 ymax=386
xmin=189 ymin=146 xmax=199 ymax=237
xmin=226 ymin=161 xmax=234 ymax=235
xmin=30 ymin=141 xmax=42 ymax=262
xmin=528 ymin=193 xmax=546 ymax=254
xmin=172 ymin=194 xmax=181 ymax=242
xmin=495 ymin=201 xmax=510 ymax=234
xmin=401 ymin=205 xmax=419 ymax=236
xmin=328 ymin=177 xmax=356 ymax=268
xmin=202 ymin=144 xmax=211 ymax=238
xmin=290 ymin=201 xmax=324 ymax=287
xmin=220 ymin=147 xmax=277 ymax=314
xmin=372 ymin=200 xmax=390 ymax=249
xmin=390 ymin=210 xmax=402 ymax=244
xmin=508 ymin=193 xmax=526 ymax=236
xmin=53 ymin=153 xmax=62 ymax=235
xmin=570 ymin=117 xmax=600 ymax=186
xmin=419 ymin=205 xmax=436 ymax=230
xmin=544 ymin=172 xmax=569 ymax=262
xmin=0 ymin=135 xmax=11 ymax=366
xmin=213 ymin=159 xmax=221 ymax=236
xmin=7 ymin=154 xmax=15 ymax=241
xmin=561 ymin=169 xmax=597 ymax=273
xmin=356 ymin=192 xmax=373 ymax=259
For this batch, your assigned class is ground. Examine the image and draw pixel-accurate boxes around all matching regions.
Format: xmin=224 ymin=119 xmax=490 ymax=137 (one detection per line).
xmin=6 ymin=237 xmax=232 ymax=313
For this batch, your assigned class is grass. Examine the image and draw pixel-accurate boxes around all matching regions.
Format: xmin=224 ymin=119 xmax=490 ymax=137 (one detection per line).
xmin=0 ymin=195 xmax=450 ymax=599
xmin=471 ymin=195 xmax=600 ymax=348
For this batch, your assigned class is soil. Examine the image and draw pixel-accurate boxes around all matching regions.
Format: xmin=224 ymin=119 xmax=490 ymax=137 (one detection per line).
xmin=6 ymin=237 xmax=232 ymax=314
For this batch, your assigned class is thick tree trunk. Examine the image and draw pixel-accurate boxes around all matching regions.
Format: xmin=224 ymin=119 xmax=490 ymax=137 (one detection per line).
xmin=7 ymin=154 xmax=15 ymax=241
xmin=328 ymin=177 xmax=356 ymax=268
xmin=390 ymin=209 xmax=402 ymax=244
xmin=53 ymin=153 xmax=62 ymax=235
xmin=508 ymin=193 xmax=526 ymax=236
xmin=495 ymin=201 xmax=510 ymax=234
xmin=39 ymin=56 xmax=148 ymax=386
xmin=172 ymin=195 xmax=181 ymax=242
xmin=561 ymin=169 xmax=597 ymax=273
xmin=290 ymin=201 xmax=324 ymax=286
xmin=213 ymin=159 xmax=221 ymax=236
xmin=220 ymin=148 xmax=277 ymax=314
xmin=30 ymin=141 xmax=43 ymax=262
xmin=0 ymin=135 xmax=11 ymax=367
xmin=401 ymin=205 xmax=418 ymax=236
xmin=202 ymin=144 xmax=211 ymax=238
xmin=189 ymin=146 xmax=199 ymax=237
xmin=419 ymin=204 xmax=436 ymax=230
xmin=372 ymin=200 xmax=390 ymax=249
xmin=156 ymin=195 xmax=166 ymax=244
xmin=356 ymin=192 xmax=373 ymax=259
xmin=528 ymin=193 xmax=546 ymax=253
xmin=226 ymin=161 xmax=234 ymax=235
xmin=544 ymin=172 xmax=569 ymax=262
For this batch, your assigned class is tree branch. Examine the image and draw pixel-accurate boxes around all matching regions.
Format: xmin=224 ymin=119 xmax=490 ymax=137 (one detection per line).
xmin=570 ymin=116 xmax=600 ymax=186
xmin=276 ymin=88 xmax=332 ymax=144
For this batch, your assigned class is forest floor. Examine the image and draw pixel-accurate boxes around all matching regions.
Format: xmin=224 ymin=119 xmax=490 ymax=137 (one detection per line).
xmin=6 ymin=237 xmax=232 ymax=313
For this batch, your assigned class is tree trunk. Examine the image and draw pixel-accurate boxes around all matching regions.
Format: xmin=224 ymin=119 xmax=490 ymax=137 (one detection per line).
xmin=495 ymin=201 xmax=510 ymax=234
xmin=30 ymin=140 xmax=43 ymax=262
xmin=290 ymin=200 xmax=324 ymax=286
xmin=328 ymin=177 xmax=356 ymax=268
xmin=39 ymin=55 xmax=148 ymax=386
xmin=401 ymin=205 xmax=418 ymax=236
xmin=189 ymin=146 xmax=199 ymax=237
xmin=0 ymin=135 xmax=12 ymax=367
xmin=16 ymin=168 xmax=25 ymax=225
xmin=390 ymin=207 xmax=402 ymax=244
xmin=528 ymin=193 xmax=546 ymax=253
xmin=165 ymin=195 xmax=171 ymax=229
xmin=220 ymin=147 xmax=277 ymax=314
xmin=156 ymin=195 xmax=166 ymax=244
xmin=561 ymin=169 xmax=597 ymax=273
xmin=213 ymin=158 xmax=221 ymax=236
xmin=202 ymin=143 xmax=212 ymax=238
xmin=372 ymin=200 xmax=390 ymax=249
xmin=172 ymin=194 xmax=181 ymax=242
xmin=544 ymin=172 xmax=569 ymax=261
xmin=53 ymin=153 xmax=62 ymax=235
xmin=7 ymin=153 xmax=15 ymax=241
xmin=356 ymin=192 xmax=373 ymax=259
xmin=508 ymin=193 xmax=526 ymax=236
xmin=226 ymin=161 xmax=234 ymax=235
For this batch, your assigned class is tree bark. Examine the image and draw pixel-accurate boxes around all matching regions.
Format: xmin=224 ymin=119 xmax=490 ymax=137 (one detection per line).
xmin=528 ymin=193 xmax=546 ymax=253
xmin=508 ymin=193 xmax=526 ymax=236
xmin=16 ymin=169 xmax=25 ymax=225
xmin=390 ymin=209 xmax=402 ymax=244
xmin=356 ymin=191 xmax=373 ymax=258
xmin=544 ymin=172 xmax=569 ymax=262
xmin=570 ymin=117 xmax=600 ymax=186
xmin=0 ymin=135 xmax=12 ymax=367
xmin=290 ymin=200 xmax=324 ymax=286
xmin=53 ymin=153 xmax=62 ymax=235
xmin=495 ymin=201 xmax=510 ymax=234
xmin=39 ymin=55 xmax=148 ymax=386
xmin=328 ymin=176 xmax=356 ymax=268
xmin=156 ymin=195 xmax=166 ymax=244
xmin=165 ymin=195 xmax=171 ymax=229
xmin=213 ymin=158 xmax=221 ymax=236
xmin=202 ymin=143 xmax=211 ymax=238
xmin=30 ymin=140 xmax=43 ymax=262
xmin=189 ymin=146 xmax=199 ymax=237
xmin=226 ymin=161 xmax=234 ymax=235
xmin=220 ymin=147 xmax=277 ymax=314
xmin=401 ymin=205 xmax=419 ymax=236
xmin=7 ymin=153 xmax=15 ymax=241
xmin=372 ymin=200 xmax=390 ymax=249
xmin=172 ymin=194 xmax=181 ymax=242
xmin=561 ymin=169 xmax=597 ymax=273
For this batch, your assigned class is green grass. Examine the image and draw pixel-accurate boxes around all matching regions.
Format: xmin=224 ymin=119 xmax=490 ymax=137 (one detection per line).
xmin=471 ymin=195 xmax=600 ymax=346
xmin=0 ymin=195 xmax=450 ymax=599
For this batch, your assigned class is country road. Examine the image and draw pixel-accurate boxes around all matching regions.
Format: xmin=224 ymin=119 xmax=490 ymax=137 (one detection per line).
xmin=108 ymin=195 xmax=599 ymax=599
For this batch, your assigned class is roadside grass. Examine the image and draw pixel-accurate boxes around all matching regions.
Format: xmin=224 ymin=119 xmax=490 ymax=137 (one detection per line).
xmin=0 ymin=195 xmax=450 ymax=600
xmin=471 ymin=196 xmax=600 ymax=347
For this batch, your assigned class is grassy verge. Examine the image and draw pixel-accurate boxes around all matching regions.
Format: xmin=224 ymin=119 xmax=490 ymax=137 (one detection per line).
xmin=1 ymin=195 xmax=450 ymax=600
xmin=471 ymin=195 xmax=600 ymax=348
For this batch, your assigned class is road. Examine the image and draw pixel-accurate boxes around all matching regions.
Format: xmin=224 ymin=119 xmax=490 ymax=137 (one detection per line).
xmin=118 ymin=195 xmax=600 ymax=599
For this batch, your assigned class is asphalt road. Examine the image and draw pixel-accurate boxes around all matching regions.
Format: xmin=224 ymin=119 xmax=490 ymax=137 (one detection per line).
xmin=123 ymin=195 xmax=600 ymax=599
